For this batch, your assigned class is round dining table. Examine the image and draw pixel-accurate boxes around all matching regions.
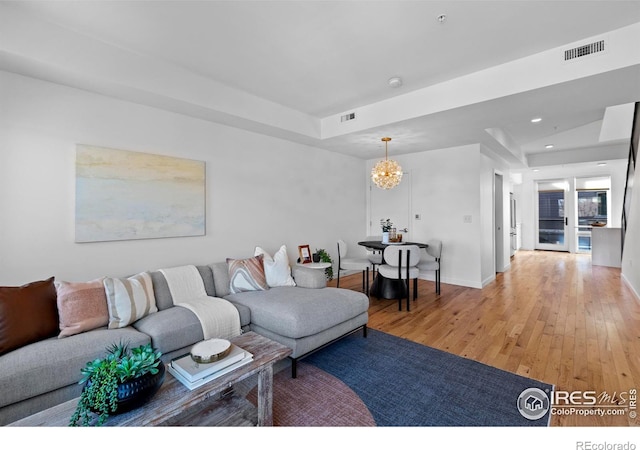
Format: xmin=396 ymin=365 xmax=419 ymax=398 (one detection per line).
xmin=357 ymin=241 xmax=428 ymax=300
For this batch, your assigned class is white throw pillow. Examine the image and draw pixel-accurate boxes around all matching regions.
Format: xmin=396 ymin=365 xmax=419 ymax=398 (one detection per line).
xmin=254 ymin=245 xmax=296 ymax=287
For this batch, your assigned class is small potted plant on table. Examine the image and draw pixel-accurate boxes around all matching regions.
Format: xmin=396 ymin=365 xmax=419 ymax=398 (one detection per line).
xmin=70 ymin=342 xmax=164 ymax=426
xmin=381 ymin=218 xmax=393 ymax=244
xmin=314 ymin=248 xmax=334 ymax=281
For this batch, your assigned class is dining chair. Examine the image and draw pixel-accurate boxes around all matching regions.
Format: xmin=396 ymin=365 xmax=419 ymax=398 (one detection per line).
xmin=378 ymin=244 xmax=421 ymax=311
xmin=364 ymin=235 xmax=383 ymax=274
xmin=337 ymin=239 xmax=370 ymax=295
xmin=417 ymin=239 xmax=442 ymax=294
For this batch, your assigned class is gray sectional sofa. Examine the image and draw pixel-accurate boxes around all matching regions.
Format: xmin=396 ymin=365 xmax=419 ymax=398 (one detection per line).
xmin=0 ymin=262 xmax=369 ymax=425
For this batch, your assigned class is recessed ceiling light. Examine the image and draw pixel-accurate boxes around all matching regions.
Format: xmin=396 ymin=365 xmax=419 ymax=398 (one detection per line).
xmin=545 ymin=144 xmax=554 ymax=149
xmin=533 ymin=169 xmax=540 ymax=172
xmin=597 ymin=162 xmax=607 ymax=166
xmin=531 ymin=117 xmax=542 ymax=123
xmin=388 ymin=77 xmax=403 ymax=88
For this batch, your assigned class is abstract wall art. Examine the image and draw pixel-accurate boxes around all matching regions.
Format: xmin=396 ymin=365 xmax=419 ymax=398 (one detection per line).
xmin=75 ymin=145 xmax=205 ymax=243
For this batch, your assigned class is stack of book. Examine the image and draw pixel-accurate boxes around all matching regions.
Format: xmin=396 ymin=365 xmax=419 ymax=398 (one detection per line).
xmin=167 ymin=344 xmax=253 ymax=390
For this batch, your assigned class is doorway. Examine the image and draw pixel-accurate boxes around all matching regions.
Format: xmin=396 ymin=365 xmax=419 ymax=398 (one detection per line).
xmin=495 ymin=172 xmax=505 ymax=272
xmin=535 ymin=180 xmax=569 ymax=251
xmin=575 ymin=176 xmax=611 ymax=253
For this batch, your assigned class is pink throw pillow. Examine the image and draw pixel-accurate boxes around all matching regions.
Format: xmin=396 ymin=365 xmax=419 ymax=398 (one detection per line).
xmin=56 ymin=278 xmax=109 ymax=338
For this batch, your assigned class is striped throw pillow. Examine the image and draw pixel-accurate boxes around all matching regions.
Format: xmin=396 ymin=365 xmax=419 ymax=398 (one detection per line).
xmin=103 ymin=272 xmax=158 ymax=328
xmin=227 ymin=254 xmax=269 ymax=294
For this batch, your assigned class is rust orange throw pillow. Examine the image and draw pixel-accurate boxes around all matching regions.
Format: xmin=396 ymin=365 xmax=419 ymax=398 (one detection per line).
xmin=0 ymin=277 xmax=59 ymax=356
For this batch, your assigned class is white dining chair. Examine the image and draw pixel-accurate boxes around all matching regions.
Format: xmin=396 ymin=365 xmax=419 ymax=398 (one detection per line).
xmin=417 ymin=239 xmax=442 ymax=294
xmin=337 ymin=239 xmax=370 ymax=295
xmin=378 ymin=244 xmax=421 ymax=311
xmin=364 ymin=235 xmax=383 ymax=274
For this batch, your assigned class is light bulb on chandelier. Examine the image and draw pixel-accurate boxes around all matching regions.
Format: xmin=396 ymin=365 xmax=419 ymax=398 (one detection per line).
xmin=371 ymin=137 xmax=402 ymax=189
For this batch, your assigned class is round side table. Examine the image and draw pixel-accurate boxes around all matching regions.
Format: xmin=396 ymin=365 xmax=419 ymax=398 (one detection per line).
xmin=296 ymin=262 xmax=331 ymax=270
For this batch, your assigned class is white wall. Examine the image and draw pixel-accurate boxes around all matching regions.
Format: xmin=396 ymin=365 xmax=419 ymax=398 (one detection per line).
xmin=6 ymin=69 xmax=629 ymax=294
xmin=365 ymin=144 xmax=512 ymax=289
xmin=621 ymin=157 xmax=640 ymax=299
xmin=0 ymin=71 xmax=365 ymax=285
xmin=479 ymin=155 xmax=495 ymax=286
xmin=367 ymin=144 xmax=486 ymax=288
xmin=515 ymin=160 xmax=627 ymax=252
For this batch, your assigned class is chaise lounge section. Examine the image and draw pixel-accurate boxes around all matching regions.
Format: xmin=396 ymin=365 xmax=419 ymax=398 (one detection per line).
xmin=213 ymin=262 xmax=369 ymax=377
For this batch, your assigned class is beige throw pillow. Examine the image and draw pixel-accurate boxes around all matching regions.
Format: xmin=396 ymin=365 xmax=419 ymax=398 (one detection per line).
xmin=103 ymin=272 xmax=157 ymax=329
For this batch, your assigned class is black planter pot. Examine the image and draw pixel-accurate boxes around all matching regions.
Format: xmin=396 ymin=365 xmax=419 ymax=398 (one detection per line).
xmin=87 ymin=363 xmax=165 ymax=415
xmin=115 ymin=363 xmax=165 ymax=414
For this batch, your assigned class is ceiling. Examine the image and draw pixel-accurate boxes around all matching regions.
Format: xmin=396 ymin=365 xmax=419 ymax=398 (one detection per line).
xmin=2 ymin=0 xmax=640 ymax=167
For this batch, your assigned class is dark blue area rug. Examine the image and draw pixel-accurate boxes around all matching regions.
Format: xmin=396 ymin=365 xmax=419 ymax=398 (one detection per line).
xmin=304 ymin=329 xmax=553 ymax=426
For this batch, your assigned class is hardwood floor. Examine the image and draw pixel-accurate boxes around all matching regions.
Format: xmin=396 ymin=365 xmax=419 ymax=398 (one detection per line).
xmin=328 ymin=250 xmax=640 ymax=426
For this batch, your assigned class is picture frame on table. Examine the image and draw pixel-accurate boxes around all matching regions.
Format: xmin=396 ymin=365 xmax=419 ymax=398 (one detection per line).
xmin=298 ymin=244 xmax=312 ymax=264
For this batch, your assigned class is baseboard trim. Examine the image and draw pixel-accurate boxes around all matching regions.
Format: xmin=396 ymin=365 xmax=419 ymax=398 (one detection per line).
xmin=621 ymin=272 xmax=640 ymax=303
xmin=417 ymin=274 xmax=483 ymax=289
xmin=481 ymin=274 xmax=496 ymax=288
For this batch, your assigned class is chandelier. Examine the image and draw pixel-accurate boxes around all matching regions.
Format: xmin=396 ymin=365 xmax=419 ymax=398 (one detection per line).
xmin=371 ymin=137 xmax=403 ymax=189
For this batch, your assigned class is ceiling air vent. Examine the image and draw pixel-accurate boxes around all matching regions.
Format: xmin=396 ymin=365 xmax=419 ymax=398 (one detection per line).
xmin=564 ymin=39 xmax=605 ymax=61
xmin=341 ymin=112 xmax=356 ymax=122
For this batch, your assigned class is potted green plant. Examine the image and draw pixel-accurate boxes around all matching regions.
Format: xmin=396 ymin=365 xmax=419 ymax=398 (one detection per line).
xmin=314 ymin=248 xmax=334 ymax=280
xmin=69 ymin=342 xmax=164 ymax=426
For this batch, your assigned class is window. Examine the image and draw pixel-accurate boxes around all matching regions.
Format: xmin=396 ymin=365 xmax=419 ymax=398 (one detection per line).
xmin=575 ymin=176 xmax=611 ymax=253
xmin=577 ymin=191 xmax=607 ymax=226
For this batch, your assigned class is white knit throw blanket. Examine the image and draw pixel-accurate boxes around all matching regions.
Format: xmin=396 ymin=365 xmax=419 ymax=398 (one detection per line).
xmin=159 ymin=265 xmax=241 ymax=340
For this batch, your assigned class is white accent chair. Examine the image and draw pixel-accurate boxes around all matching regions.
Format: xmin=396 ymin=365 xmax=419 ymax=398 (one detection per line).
xmin=417 ymin=239 xmax=442 ymax=294
xmin=378 ymin=244 xmax=421 ymax=311
xmin=337 ymin=239 xmax=370 ymax=295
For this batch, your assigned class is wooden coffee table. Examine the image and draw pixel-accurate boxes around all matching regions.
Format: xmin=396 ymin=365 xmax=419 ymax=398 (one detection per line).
xmin=8 ymin=332 xmax=291 ymax=427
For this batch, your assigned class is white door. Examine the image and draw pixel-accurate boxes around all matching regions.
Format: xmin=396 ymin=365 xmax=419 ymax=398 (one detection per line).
xmin=535 ymin=180 xmax=569 ymax=251
xmin=369 ymin=172 xmax=411 ymax=240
